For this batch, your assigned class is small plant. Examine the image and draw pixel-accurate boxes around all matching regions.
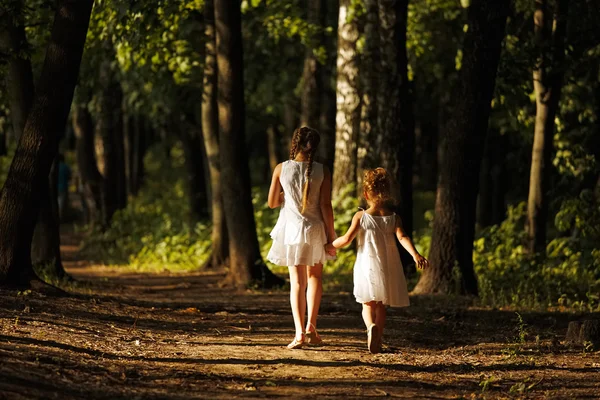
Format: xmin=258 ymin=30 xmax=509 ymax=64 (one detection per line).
xmin=479 ymin=375 xmax=497 ymax=392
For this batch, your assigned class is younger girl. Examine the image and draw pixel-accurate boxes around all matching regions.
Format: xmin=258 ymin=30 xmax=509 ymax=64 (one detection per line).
xmin=333 ymin=168 xmax=428 ymax=354
xmin=267 ymin=127 xmax=337 ymax=349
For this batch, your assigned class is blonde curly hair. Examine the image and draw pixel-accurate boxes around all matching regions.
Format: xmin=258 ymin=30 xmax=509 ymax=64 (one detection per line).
xmin=363 ymin=167 xmax=394 ymax=206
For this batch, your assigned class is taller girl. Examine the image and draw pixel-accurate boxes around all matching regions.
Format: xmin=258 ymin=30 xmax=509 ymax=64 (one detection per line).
xmin=267 ymin=126 xmax=337 ymax=349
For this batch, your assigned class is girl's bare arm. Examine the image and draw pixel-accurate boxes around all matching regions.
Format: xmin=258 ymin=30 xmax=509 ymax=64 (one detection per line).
xmin=267 ymin=163 xmax=284 ymax=209
xmin=395 ymin=216 xmax=429 ymax=269
xmin=320 ymin=166 xmax=336 ymax=243
xmin=332 ymin=211 xmax=363 ymax=248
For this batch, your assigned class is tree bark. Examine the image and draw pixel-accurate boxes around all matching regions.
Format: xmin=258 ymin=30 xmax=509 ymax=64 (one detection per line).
xmin=413 ymin=0 xmax=510 ymax=296
xmin=0 ymin=0 xmax=94 ymax=288
xmin=73 ymin=104 xmax=103 ymax=225
xmin=526 ymin=0 xmax=569 ymax=254
xmin=214 ymin=0 xmax=282 ymax=287
xmin=376 ymin=0 xmax=415 ymax=238
xmin=332 ymin=0 xmax=361 ymax=199
xmin=0 ymin=0 xmax=34 ymax=144
xmin=202 ymin=0 xmax=229 ymax=269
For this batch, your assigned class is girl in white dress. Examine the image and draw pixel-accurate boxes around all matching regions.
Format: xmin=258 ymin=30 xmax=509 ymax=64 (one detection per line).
xmin=267 ymin=127 xmax=337 ymax=349
xmin=333 ymin=168 xmax=428 ymax=353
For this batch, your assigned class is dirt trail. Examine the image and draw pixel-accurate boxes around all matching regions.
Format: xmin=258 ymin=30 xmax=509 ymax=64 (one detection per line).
xmin=0 ymin=234 xmax=599 ymax=399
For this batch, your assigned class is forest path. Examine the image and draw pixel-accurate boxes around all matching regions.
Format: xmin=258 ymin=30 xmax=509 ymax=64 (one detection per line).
xmin=0 ymin=232 xmax=598 ymax=399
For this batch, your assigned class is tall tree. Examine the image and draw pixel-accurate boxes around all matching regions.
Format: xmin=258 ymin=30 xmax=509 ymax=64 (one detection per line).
xmin=300 ymin=0 xmax=322 ymax=130
xmin=72 ymin=102 xmax=103 ymax=225
xmin=332 ymin=0 xmax=361 ymax=199
xmin=376 ymin=0 xmax=415 ymax=238
xmin=0 ymin=0 xmax=94 ymax=288
xmin=357 ymin=0 xmax=379 ymax=194
xmin=526 ymin=0 xmax=569 ymax=254
xmin=318 ymin=0 xmax=337 ymax=170
xmin=98 ymin=61 xmax=127 ymax=225
xmin=214 ymin=0 xmax=281 ymax=287
xmin=1 ymin=0 xmax=66 ymax=278
xmin=201 ymin=0 xmax=228 ymax=269
xmin=0 ymin=0 xmax=34 ymax=144
xmin=413 ymin=0 xmax=510 ymax=295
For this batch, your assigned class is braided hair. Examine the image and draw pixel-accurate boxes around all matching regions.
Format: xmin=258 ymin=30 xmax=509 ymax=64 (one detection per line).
xmin=363 ymin=168 xmax=394 ymax=206
xmin=289 ymin=126 xmax=321 ymax=214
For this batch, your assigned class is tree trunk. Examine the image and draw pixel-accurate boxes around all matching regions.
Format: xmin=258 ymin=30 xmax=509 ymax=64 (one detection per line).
xmin=202 ymin=0 xmax=229 ymax=269
xmin=31 ymin=159 xmax=65 ymax=279
xmin=73 ymin=104 xmax=103 ymax=225
xmin=0 ymin=0 xmax=94 ymax=288
xmin=526 ymin=0 xmax=569 ymax=254
xmin=266 ymin=124 xmax=280 ymax=173
xmin=318 ymin=0 xmax=336 ymax=170
xmin=357 ymin=0 xmax=379 ymax=196
xmin=332 ymin=0 xmax=361 ymax=199
xmin=376 ymin=0 xmax=415 ymax=237
xmin=124 ymin=114 xmax=146 ymax=197
xmin=181 ymin=121 xmax=209 ymax=224
xmin=0 ymin=0 xmax=34 ymax=144
xmin=214 ymin=0 xmax=282 ymax=287
xmin=300 ymin=0 xmax=322 ymax=131
xmin=1 ymin=0 xmax=67 ymax=281
xmin=99 ymin=71 xmax=127 ymax=226
xmin=413 ymin=0 xmax=510 ymax=296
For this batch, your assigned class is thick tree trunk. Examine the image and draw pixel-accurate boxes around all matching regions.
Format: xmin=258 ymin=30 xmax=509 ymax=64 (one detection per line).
xmin=73 ymin=104 xmax=103 ymax=225
xmin=31 ymin=160 xmax=65 ymax=279
xmin=332 ymin=0 xmax=361 ymax=199
xmin=357 ymin=0 xmax=379 ymax=195
xmin=214 ymin=0 xmax=282 ymax=287
xmin=99 ymin=71 xmax=127 ymax=226
xmin=526 ymin=0 xmax=569 ymax=254
xmin=0 ymin=0 xmax=34 ymax=144
xmin=413 ymin=0 xmax=510 ymax=296
xmin=202 ymin=0 xmax=228 ymax=269
xmin=0 ymin=0 xmax=94 ymax=288
xmin=376 ymin=0 xmax=415 ymax=238
xmin=1 ymin=0 xmax=67 ymax=281
xmin=300 ymin=0 xmax=322 ymax=130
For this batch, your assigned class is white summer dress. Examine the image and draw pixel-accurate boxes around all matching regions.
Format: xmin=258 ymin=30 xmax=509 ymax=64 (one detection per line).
xmin=267 ymin=160 xmax=335 ymax=267
xmin=353 ymin=211 xmax=410 ymax=307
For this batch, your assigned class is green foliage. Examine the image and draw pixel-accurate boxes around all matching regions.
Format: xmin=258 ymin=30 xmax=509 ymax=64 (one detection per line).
xmin=81 ymin=143 xmax=211 ymax=272
xmin=474 ymin=202 xmax=600 ymax=310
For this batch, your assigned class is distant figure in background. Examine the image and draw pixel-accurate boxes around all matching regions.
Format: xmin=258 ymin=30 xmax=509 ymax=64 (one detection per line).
xmin=57 ymin=154 xmax=71 ymax=220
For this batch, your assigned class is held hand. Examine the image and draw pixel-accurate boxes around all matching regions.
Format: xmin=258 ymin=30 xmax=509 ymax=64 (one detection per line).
xmin=324 ymin=243 xmax=337 ymax=256
xmin=413 ymin=254 xmax=429 ymax=269
xmin=331 ymin=237 xmax=343 ymax=249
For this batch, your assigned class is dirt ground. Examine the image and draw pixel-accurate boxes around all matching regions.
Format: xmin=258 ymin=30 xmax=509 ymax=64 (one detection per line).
xmin=0 ymin=234 xmax=599 ymax=399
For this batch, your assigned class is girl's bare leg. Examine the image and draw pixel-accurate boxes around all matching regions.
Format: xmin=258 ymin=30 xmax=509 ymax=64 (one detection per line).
xmin=362 ymin=301 xmax=376 ymax=328
xmin=288 ymin=265 xmax=308 ymax=338
xmin=305 ymin=263 xmax=323 ymax=333
xmin=375 ymin=302 xmax=386 ymax=334
xmin=375 ymin=302 xmax=386 ymax=351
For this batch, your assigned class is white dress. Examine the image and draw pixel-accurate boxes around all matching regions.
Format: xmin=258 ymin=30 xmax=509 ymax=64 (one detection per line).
xmin=353 ymin=211 xmax=410 ymax=307
xmin=267 ymin=160 xmax=335 ymax=267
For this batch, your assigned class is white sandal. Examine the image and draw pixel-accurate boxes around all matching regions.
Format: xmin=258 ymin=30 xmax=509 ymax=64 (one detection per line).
xmin=287 ymin=333 xmax=305 ymax=349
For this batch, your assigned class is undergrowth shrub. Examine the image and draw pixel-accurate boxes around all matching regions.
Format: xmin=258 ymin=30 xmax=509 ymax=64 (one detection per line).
xmin=474 ymin=201 xmax=600 ymax=310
